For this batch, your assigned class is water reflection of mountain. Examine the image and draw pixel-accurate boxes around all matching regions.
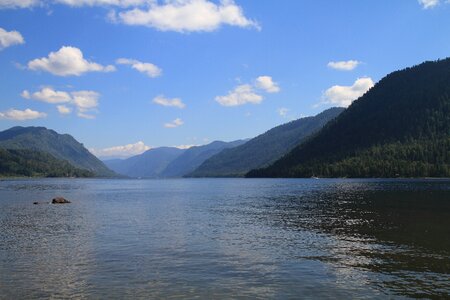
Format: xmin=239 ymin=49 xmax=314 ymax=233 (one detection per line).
xmin=254 ymin=180 xmax=450 ymax=298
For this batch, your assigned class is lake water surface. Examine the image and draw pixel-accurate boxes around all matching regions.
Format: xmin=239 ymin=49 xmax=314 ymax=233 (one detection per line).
xmin=0 ymin=178 xmax=449 ymax=299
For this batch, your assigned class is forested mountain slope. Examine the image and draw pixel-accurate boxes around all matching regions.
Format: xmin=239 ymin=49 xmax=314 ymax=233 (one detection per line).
xmin=189 ymin=107 xmax=344 ymax=177
xmin=161 ymin=140 xmax=247 ymax=178
xmin=248 ymin=58 xmax=450 ymax=178
xmin=0 ymin=148 xmax=93 ymax=178
xmin=0 ymin=126 xmax=114 ymax=177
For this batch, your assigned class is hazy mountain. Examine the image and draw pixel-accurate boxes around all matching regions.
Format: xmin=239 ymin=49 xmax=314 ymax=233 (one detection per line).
xmin=0 ymin=126 xmax=114 ymax=177
xmin=160 ymin=140 xmax=248 ymax=178
xmin=104 ymin=147 xmax=185 ymax=178
xmin=188 ymin=107 xmax=344 ymax=177
xmin=104 ymin=140 xmax=247 ymax=178
xmin=248 ymin=58 xmax=450 ymax=178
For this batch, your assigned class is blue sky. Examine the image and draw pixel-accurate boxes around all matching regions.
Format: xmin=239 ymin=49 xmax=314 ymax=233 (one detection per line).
xmin=0 ymin=0 xmax=449 ymax=158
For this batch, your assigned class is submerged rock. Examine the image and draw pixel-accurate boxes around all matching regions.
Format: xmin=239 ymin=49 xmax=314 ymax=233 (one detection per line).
xmin=52 ymin=197 xmax=71 ymax=204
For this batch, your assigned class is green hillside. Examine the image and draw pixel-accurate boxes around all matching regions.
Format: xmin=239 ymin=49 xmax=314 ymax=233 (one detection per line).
xmin=0 ymin=126 xmax=114 ymax=177
xmin=247 ymin=58 xmax=450 ymax=178
xmin=189 ymin=107 xmax=344 ymax=177
xmin=0 ymin=148 xmax=93 ymax=178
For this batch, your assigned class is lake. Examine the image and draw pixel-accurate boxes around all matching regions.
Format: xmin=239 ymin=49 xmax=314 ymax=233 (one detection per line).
xmin=0 ymin=178 xmax=449 ymax=299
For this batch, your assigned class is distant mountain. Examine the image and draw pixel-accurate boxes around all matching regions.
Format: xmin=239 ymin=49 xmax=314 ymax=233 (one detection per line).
xmin=188 ymin=107 xmax=344 ymax=177
xmin=0 ymin=148 xmax=93 ymax=178
xmin=160 ymin=140 xmax=247 ymax=178
xmin=104 ymin=147 xmax=185 ymax=178
xmin=104 ymin=140 xmax=247 ymax=178
xmin=0 ymin=126 xmax=114 ymax=177
xmin=248 ymin=58 xmax=450 ymax=178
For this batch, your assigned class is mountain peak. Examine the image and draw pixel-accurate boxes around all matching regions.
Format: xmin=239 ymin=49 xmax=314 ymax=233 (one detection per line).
xmin=0 ymin=126 xmax=115 ymax=177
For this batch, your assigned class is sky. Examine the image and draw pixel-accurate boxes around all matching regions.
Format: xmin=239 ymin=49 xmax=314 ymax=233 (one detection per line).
xmin=1 ymin=0 xmax=450 ymax=159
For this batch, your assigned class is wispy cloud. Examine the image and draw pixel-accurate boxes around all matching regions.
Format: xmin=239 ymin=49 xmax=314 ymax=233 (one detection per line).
xmin=116 ymin=58 xmax=162 ymax=77
xmin=153 ymin=95 xmax=185 ymax=108
xmin=164 ymin=118 xmax=184 ymax=128
xmin=0 ymin=108 xmax=47 ymax=120
xmin=55 ymin=0 xmax=154 ymax=7
xmin=277 ymin=107 xmax=289 ymax=117
xmin=0 ymin=0 xmax=151 ymax=9
xmin=28 ymin=46 xmax=115 ymax=76
xmin=327 ymin=60 xmax=361 ymax=71
xmin=57 ymin=105 xmax=72 ymax=115
xmin=418 ymin=0 xmax=439 ymax=9
xmin=0 ymin=27 xmax=24 ymax=50
xmin=0 ymin=0 xmax=40 ymax=9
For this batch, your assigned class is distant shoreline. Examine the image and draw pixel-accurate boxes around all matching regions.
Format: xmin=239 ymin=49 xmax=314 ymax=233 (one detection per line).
xmin=1 ymin=176 xmax=449 ymax=181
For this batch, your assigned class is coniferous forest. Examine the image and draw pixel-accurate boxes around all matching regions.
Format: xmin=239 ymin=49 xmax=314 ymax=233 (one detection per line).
xmin=247 ymin=58 xmax=450 ymax=178
xmin=0 ymin=148 xmax=93 ymax=178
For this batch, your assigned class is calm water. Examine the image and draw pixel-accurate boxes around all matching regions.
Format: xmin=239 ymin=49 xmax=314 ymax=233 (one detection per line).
xmin=0 ymin=178 xmax=449 ymax=299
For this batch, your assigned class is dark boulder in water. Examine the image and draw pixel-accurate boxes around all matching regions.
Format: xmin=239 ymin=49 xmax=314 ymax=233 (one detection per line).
xmin=52 ymin=197 xmax=71 ymax=204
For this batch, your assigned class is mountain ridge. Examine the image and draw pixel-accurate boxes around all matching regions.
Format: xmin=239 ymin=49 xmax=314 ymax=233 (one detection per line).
xmin=188 ymin=107 xmax=344 ymax=177
xmin=0 ymin=126 xmax=115 ymax=177
xmin=104 ymin=147 xmax=185 ymax=178
xmin=247 ymin=58 xmax=450 ymax=178
xmin=161 ymin=139 xmax=248 ymax=178
xmin=104 ymin=139 xmax=248 ymax=178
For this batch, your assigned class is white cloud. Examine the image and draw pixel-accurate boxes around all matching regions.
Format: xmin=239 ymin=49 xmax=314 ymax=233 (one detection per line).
xmin=277 ymin=107 xmax=289 ymax=117
xmin=215 ymin=84 xmax=263 ymax=107
xmin=216 ymin=75 xmax=279 ymax=107
xmin=255 ymin=76 xmax=280 ymax=93
xmin=20 ymin=90 xmax=30 ymax=99
xmin=28 ymin=46 xmax=115 ymax=76
xmin=118 ymin=0 xmax=259 ymax=32
xmin=77 ymin=112 xmax=96 ymax=119
xmin=322 ymin=77 xmax=374 ymax=107
xmin=21 ymin=87 xmax=71 ymax=104
xmin=0 ymin=0 xmax=260 ymax=34
xmin=0 ymin=0 xmax=39 ymax=9
xmin=327 ymin=60 xmax=361 ymax=71
xmin=116 ymin=58 xmax=161 ymax=77
xmin=0 ymin=0 xmax=154 ymax=8
xmin=152 ymin=95 xmax=185 ymax=108
xmin=23 ymin=87 xmax=100 ymax=118
xmin=174 ymin=144 xmax=195 ymax=149
xmin=418 ymin=0 xmax=439 ymax=8
xmin=0 ymin=108 xmax=47 ymax=120
xmin=57 ymin=105 xmax=72 ymax=114
xmin=164 ymin=118 xmax=183 ymax=128
xmin=0 ymin=27 xmax=25 ymax=50
xmin=71 ymin=90 xmax=99 ymax=119
xmin=90 ymin=141 xmax=151 ymax=158
xmin=55 ymin=0 xmax=153 ymax=7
